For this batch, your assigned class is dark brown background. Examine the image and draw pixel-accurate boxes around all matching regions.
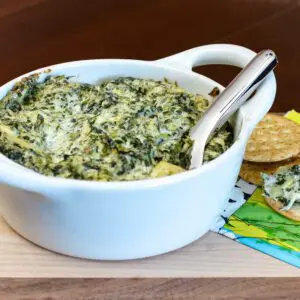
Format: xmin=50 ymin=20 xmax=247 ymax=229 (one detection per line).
xmin=1 ymin=0 xmax=300 ymax=299
xmin=1 ymin=0 xmax=300 ymax=112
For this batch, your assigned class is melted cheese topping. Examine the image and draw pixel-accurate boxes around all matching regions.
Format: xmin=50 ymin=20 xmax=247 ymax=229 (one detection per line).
xmin=0 ymin=75 xmax=233 ymax=181
xmin=262 ymin=165 xmax=300 ymax=210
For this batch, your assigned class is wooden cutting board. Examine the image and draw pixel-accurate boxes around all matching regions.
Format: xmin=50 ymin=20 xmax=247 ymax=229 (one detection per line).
xmin=0 ymin=215 xmax=299 ymax=277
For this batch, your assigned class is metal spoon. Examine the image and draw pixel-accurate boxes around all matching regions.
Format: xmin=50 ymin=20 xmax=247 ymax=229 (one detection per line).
xmin=190 ymin=50 xmax=278 ymax=169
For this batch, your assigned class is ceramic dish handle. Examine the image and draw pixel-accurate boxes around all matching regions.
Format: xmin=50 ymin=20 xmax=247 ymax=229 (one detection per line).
xmin=156 ymin=44 xmax=277 ymax=132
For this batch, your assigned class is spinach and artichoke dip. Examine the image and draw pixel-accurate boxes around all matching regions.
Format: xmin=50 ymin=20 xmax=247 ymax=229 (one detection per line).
xmin=0 ymin=75 xmax=233 ymax=181
xmin=262 ymin=165 xmax=300 ymax=210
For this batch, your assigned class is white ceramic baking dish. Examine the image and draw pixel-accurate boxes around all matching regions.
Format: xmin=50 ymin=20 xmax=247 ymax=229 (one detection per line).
xmin=0 ymin=44 xmax=276 ymax=260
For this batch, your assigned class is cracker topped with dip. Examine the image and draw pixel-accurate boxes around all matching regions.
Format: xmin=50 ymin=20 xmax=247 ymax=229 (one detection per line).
xmin=262 ymin=165 xmax=300 ymax=221
xmin=240 ymin=112 xmax=300 ymax=221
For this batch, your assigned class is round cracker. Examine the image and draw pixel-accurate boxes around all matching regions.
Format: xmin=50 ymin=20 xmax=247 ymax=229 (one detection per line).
xmin=239 ymin=156 xmax=300 ymax=186
xmin=244 ymin=114 xmax=300 ymax=162
xmin=264 ymin=197 xmax=300 ymax=222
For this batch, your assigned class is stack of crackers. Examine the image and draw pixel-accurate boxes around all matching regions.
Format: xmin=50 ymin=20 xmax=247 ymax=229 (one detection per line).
xmin=240 ymin=113 xmax=300 ymax=186
xmin=239 ymin=113 xmax=300 ymax=221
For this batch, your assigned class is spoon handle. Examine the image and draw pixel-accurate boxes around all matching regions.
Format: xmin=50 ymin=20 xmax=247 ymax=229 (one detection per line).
xmin=190 ymin=50 xmax=278 ymax=168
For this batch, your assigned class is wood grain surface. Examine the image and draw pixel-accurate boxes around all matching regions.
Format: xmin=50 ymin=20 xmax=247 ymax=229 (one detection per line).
xmin=1 ymin=0 xmax=300 ymax=298
xmin=1 ymin=278 xmax=300 ymax=300
xmin=0 ymin=216 xmax=299 ymax=278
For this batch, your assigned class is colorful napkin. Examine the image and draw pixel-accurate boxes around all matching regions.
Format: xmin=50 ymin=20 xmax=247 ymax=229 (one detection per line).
xmin=212 ymin=111 xmax=300 ymax=268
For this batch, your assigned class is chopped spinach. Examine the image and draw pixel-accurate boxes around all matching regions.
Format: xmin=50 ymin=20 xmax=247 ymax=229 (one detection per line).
xmin=0 ymin=75 xmax=233 ymax=181
xmin=262 ymin=166 xmax=300 ymax=210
